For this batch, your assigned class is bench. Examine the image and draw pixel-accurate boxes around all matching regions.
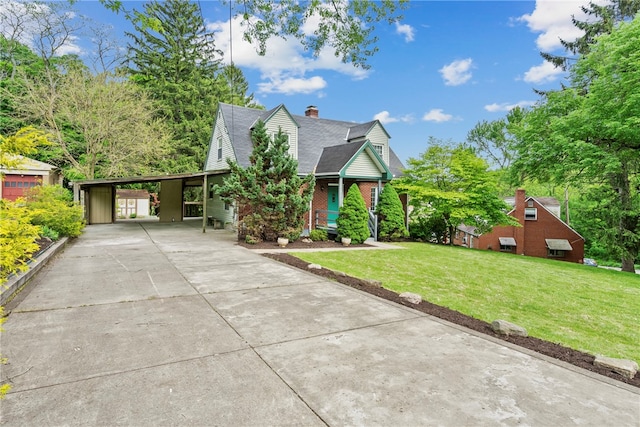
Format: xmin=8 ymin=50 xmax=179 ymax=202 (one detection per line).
xmin=207 ymin=216 xmax=224 ymax=229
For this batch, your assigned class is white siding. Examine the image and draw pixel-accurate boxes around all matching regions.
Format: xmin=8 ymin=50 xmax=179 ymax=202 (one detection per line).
xmin=264 ymin=108 xmax=298 ymax=159
xmin=205 ymin=174 xmax=236 ymax=226
xmin=205 ymin=111 xmax=236 ymax=171
xmin=345 ymin=152 xmax=382 ymax=178
xmin=366 ymin=124 xmax=389 ymax=164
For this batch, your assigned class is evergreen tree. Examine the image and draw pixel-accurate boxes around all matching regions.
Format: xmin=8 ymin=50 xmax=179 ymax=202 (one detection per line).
xmin=215 ymin=120 xmax=314 ymax=242
xmin=540 ymin=0 xmax=640 ymax=70
xmin=337 ymin=184 xmax=371 ymax=244
xmin=375 ymin=184 xmax=408 ymax=241
xmin=125 ymin=0 xmax=257 ymax=173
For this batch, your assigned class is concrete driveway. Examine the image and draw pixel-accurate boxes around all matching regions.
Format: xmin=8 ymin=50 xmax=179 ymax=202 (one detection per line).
xmin=1 ymin=221 xmax=638 ymax=426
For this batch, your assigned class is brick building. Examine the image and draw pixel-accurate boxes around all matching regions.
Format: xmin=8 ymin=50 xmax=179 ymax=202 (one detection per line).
xmin=455 ymin=189 xmax=585 ymax=263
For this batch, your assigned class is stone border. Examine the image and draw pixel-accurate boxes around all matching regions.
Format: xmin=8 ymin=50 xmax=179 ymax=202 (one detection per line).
xmin=1 ymin=237 xmax=68 ymax=306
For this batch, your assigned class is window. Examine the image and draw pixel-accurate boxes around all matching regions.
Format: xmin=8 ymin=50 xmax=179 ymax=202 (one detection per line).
xmin=224 ymin=202 xmax=230 ymax=211
xmin=370 ymin=187 xmax=379 ymax=211
xmin=217 ymin=137 xmax=223 ymax=160
xmin=10 ymin=181 xmax=16 ymax=187
xmin=524 ymin=208 xmax=537 ymax=220
xmin=373 ymin=144 xmax=383 ymax=158
xmin=17 ymin=182 xmax=23 ymax=188
xmin=548 ymin=249 xmax=565 ymax=258
xmin=4 ymin=181 xmax=9 ymax=187
xmin=500 ymin=244 xmax=515 ymax=252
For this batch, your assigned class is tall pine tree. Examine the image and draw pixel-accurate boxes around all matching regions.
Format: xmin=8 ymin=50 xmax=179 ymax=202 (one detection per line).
xmin=125 ymin=0 xmax=257 ymax=173
xmin=215 ymin=120 xmax=314 ymax=242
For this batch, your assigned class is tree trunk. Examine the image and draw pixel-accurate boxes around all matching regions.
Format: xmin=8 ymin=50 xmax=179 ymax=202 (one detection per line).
xmin=616 ymin=164 xmax=638 ymax=273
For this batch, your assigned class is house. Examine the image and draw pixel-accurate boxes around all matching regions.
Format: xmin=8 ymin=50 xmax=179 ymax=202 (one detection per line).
xmin=203 ymin=103 xmax=406 ymax=237
xmin=0 ymin=155 xmax=62 ymax=201
xmin=116 ymin=189 xmax=151 ymax=218
xmin=455 ymin=189 xmax=585 ymax=263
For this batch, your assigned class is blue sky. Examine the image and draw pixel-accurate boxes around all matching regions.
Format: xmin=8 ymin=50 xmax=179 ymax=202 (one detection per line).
xmin=2 ymin=0 xmax=598 ymax=164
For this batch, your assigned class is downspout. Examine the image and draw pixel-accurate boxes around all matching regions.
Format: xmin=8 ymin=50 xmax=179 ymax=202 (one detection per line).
xmin=338 ymin=176 xmax=344 ymax=206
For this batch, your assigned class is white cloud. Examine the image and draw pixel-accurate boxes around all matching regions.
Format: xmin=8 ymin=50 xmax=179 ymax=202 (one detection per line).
xmin=422 ymin=109 xmax=453 ymax=123
xmin=439 ymin=58 xmax=473 ymax=86
xmin=257 ymin=76 xmax=327 ymax=95
xmin=208 ymin=15 xmax=370 ymax=96
xmin=395 ymin=22 xmax=415 ymax=42
xmin=374 ymin=111 xmax=413 ymax=124
xmin=518 ymin=0 xmax=605 ymax=51
xmin=522 ymin=61 xmax=564 ymax=84
xmin=484 ymin=100 xmax=536 ymax=112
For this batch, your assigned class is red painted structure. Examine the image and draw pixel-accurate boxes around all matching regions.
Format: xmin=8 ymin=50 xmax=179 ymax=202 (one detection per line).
xmin=456 ymin=189 xmax=585 ymax=263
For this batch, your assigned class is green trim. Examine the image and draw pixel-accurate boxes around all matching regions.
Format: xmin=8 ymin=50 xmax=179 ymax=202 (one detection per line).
xmin=340 ymin=140 xmax=392 ymax=180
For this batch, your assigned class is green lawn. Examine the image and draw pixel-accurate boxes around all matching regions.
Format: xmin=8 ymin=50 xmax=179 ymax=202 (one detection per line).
xmin=292 ymin=243 xmax=640 ymax=363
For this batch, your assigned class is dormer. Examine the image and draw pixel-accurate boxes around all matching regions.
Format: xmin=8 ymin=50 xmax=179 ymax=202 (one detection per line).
xmin=346 ymin=120 xmax=390 ymax=165
xmin=252 ymin=104 xmax=300 ymax=159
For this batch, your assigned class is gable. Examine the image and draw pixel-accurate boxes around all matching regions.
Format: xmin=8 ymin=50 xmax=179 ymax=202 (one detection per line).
xmin=344 ymin=150 xmax=384 ymax=178
xmin=262 ymin=106 xmax=299 ymax=159
xmin=520 ymin=199 xmax=584 ymax=240
xmin=205 ymin=108 xmax=236 ymax=171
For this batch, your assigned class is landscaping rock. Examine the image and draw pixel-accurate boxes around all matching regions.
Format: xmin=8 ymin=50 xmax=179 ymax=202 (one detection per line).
xmin=364 ymin=279 xmax=383 ymax=288
xmin=301 ymin=238 xmax=312 ymax=243
xmin=491 ymin=320 xmax=528 ymax=337
xmin=307 ymin=263 xmax=322 ymax=270
xmin=399 ymin=292 xmax=422 ymax=305
xmin=332 ymin=270 xmax=347 ymax=277
xmin=593 ymin=356 xmax=638 ymax=379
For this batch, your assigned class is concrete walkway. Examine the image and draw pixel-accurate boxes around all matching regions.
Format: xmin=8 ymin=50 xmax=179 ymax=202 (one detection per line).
xmin=1 ymin=221 xmax=638 ymax=426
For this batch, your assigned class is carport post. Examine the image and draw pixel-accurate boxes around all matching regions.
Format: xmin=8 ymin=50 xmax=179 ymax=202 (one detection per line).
xmin=202 ymin=173 xmax=208 ymax=233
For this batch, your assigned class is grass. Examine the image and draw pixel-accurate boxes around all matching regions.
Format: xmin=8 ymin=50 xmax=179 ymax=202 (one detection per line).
xmin=292 ymin=243 xmax=640 ymax=364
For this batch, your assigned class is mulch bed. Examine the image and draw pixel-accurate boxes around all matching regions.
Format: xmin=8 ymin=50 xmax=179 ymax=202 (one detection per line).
xmin=258 ymin=250 xmax=639 ymax=388
xmin=237 ymin=239 xmax=372 ymax=250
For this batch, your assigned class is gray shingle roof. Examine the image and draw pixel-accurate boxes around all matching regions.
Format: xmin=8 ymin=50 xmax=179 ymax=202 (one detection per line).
xmin=217 ymin=103 xmax=404 ymax=175
xmin=315 ymin=140 xmax=366 ymax=174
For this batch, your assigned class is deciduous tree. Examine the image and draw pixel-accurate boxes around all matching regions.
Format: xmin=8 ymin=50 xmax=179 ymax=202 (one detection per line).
xmin=396 ymin=139 xmax=518 ymax=244
xmin=510 ymin=16 xmax=640 ymax=272
xmin=16 ymin=67 xmax=171 ymax=180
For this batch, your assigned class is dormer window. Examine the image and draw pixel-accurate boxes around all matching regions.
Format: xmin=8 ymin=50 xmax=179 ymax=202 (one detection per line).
xmin=271 ymin=132 xmax=290 ymax=146
xmin=373 ymin=144 xmax=383 ymax=158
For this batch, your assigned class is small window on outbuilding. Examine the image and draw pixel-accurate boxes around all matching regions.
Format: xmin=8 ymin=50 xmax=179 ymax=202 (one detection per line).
xmin=499 ymin=237 xmax=516 ymax=252
xmin=525 ymin=208 xmax=537 ymax=220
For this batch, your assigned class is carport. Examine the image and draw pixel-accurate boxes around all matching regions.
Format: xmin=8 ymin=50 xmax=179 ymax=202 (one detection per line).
xmin=72 ymin=171 xmax=228 ymax=232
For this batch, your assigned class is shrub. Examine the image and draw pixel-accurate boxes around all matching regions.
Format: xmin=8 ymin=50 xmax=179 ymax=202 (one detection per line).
xmin=376 ymin=184 xmax=409 ymax=241
xmin=129 ymin=213 xmax=137 ymax=219
xmin=0 ymin=200 xmax=40 ymax=285
xmin=309 ymin=229 xmax=328 ymax=242
xmin=24 ymin=185 xmax=85 ymax=237
xmin=40 ymin=225 xmax=60 ymax=241
xmin=337 ymin=184 xmax=371 ymax=244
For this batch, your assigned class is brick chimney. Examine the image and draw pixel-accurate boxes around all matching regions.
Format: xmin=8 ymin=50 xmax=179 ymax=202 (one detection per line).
xmin=514 ymin=189 xmax=526 ymax=255
xmin=305 ymin=105 xmax=318 ymax=118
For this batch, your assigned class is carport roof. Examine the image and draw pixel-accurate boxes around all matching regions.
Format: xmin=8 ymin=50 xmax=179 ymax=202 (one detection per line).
xmin=72 ymin=171 xmax=229 ymax=188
